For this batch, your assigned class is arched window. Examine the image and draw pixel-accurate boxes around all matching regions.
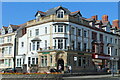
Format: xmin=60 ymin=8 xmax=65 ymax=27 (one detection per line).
xmin=57 ymin=10 xmax=64 ymax=18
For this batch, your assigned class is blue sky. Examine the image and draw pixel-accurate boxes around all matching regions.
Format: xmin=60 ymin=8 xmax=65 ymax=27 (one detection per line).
xmin=1 ymin=2 xmax=119 ymax=28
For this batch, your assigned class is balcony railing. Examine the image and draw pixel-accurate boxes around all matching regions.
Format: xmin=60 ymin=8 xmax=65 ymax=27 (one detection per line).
xmin=38 ymin=46 xmax=91 ymax=53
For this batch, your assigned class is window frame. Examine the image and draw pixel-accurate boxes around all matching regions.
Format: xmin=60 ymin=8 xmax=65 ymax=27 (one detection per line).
xmin=57 ymin=9 xmax=64 ymax=18
xmin=35 ymin=29 xmax=39 ymax=36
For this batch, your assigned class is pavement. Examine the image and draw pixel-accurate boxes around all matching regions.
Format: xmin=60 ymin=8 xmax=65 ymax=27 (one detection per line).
xmin=63 ymin=74 xmax=120 ymax=79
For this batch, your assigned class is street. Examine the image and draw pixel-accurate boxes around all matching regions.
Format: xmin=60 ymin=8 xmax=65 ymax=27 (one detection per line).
xmin=63 ymin=74 xmax=120 ymax=80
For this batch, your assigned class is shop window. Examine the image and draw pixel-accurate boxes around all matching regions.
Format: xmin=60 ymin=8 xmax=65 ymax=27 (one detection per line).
xmin=73 ymin=56 xmax=77 ymax=66
xmin=41 ymin=56 xmax=47 ymax=67
xmin=78 ymin=57 xmax=82 ymax=66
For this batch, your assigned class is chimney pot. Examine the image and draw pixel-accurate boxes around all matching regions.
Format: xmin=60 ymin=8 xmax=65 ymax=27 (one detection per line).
xmin=112 ymin=19 xmax=119 ymax=28
xmin=102 ymin=15 xmax=108 ymax=21
xmin=92 ymin=15 xmax=98 ymax=20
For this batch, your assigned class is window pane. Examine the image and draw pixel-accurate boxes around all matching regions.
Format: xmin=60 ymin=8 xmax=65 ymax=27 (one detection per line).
xmin=36 ymin=58 xmax=38 ymax=64
xmin=35 ymin=29 xmax=39 ymax=35
xmin=33 ymin=42 xmax=35 ymax=50
xmin=58 ymin=25 xmax=63 ymax=32
xmin=32 ymin=58 xmax=35 ymax=64
xmin=45 ymin=27 xmax=47 ymax=34
xmin=78 ymin=57 xmax=82 ymax=66
xmin=58 ymin=39 xmax=63 ymax=49
xmin=37 ymin=42 xmax=40 ymax=50
xmin=28 ymin=57 xmax=31 ymax=66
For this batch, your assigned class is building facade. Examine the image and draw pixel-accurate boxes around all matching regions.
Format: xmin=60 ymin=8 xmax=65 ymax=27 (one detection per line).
xmin=0 ymin=24 xmax=20 ymax=68
xmin=21 ymin=6 xmax=120 ymax=73
xmin=1 ymin=6 xmax=120 ymax=73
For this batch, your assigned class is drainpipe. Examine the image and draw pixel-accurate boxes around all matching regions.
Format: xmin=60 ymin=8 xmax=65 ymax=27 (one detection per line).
xmin=13 ymin=33 xmax=17 ymax=72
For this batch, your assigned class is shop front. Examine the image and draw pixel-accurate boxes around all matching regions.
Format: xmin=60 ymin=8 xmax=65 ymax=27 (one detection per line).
xmin=92 ymin=53 xmax=110 ymax=72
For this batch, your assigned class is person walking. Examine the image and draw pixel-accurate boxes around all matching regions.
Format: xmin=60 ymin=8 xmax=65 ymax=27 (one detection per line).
xmin=68 ymin=65 xmax=72 ymax=73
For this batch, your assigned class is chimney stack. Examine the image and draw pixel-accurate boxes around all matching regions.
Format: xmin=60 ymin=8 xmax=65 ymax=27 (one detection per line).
xmin=92 ymin=15 xmax=98 ymax=20
xmin=112 ymin=19 xmax=119 ymax=28
xmin=102 ymin=15 xmax=108 ymax=21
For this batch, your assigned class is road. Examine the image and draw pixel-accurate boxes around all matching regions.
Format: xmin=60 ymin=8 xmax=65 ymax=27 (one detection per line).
xmin=63 ymin=74 xmax=120 ymax=80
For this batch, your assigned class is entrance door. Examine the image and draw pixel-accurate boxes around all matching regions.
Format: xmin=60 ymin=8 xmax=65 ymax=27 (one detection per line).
xmin=57 ymin=59 xmax=64 ymax=71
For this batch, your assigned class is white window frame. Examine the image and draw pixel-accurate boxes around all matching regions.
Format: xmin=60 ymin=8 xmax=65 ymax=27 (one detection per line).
xmin=58 ymin=39 xmax=63 ymax=49
xmin=35 ymin=29 xmax=39 ymax=36
xmin=45 ymin=27 xmax=47 ymax=34
xmin=58 ymin=25 xmax=63 ymax=32
xmin=57 ymin=9 xmax=64 ymax=18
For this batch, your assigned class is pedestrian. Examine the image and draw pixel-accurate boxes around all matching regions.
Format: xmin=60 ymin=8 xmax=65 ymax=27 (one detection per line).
xmin=58 ymin=65 xmax=62 ymax=71
xmin=69 ymin=65 xmax=72 ymax=73
xmin=27 ymin=67 xmax=30 ymax=73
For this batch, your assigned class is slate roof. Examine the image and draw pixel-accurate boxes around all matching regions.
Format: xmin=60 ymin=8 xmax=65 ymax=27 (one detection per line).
xmin=35 ymin=11 xmax=46 ymax=17
xmin=85 ymin=18 xmax=94 ymax=22
xmin=95 ymin=20 xmax=102 ymax=24
xmin=10 ymin=24 xmax=20 ymax=31
xmin=70 ymin=10 xmax=82 ymax=16
xmin=35 ymin=6 xmax=83 ymax=18
xmin=46 ymin=6 xmax=71 ymax=16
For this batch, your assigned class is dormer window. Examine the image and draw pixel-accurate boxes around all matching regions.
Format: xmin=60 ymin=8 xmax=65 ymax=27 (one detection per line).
xmin=1 ymin=29 xmax=5 ymax=35
xmin=36 ymin=13 xmax=41 ymax=22
xmin=57 ymin=9 xmax=64 ymax=18
xmin=8 ymin=27 xmax=13 ymax=33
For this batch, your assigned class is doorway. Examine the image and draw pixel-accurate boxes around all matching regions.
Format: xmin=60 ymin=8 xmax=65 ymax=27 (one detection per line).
xmin=57 ymin=59 xmax=64 ymax=71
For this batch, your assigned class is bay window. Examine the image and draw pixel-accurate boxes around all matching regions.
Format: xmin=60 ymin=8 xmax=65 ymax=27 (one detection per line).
xmin=54 ymin=25 xmax=67 ymax=33
xmin=58 ymin=25 xmax=63 ymax=32
xmin=54 ymin=39 xmax=67 ymax=49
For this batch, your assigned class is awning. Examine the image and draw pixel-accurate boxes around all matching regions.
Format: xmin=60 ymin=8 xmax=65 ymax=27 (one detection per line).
xmin=31 ymin=37 xmax=41 ymax=42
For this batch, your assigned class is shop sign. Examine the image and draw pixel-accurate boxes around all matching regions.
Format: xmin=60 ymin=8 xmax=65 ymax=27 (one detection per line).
xmin=74 ymin=57 xmax=77 ymax=61
xmin=92 ymin=53 xmax=110 ymax=60
xmin=42 ymin=52 xmax=50 ymax=54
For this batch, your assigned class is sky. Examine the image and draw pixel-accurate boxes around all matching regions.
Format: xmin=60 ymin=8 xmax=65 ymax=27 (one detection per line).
xmin=1 ymin=2 xmax=119 ymax=28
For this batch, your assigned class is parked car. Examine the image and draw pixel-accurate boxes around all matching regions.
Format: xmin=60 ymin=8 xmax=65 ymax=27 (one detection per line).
xmin=3 ymin=68 xmax=16 ymax=73
xmin=50 ymin=68 xmax=61 ymax=73
xmin=0 ymin=69 xmax=5 ymax=73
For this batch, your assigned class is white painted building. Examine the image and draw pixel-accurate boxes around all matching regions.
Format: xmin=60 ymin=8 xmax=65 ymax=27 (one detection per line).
xmin=15 ymin=6 xmax=120 ymax=73
xmin=0 ymin=24 xmax=20 ymax=68
xmin=1 ymin=6 xmax=119 ymax=73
